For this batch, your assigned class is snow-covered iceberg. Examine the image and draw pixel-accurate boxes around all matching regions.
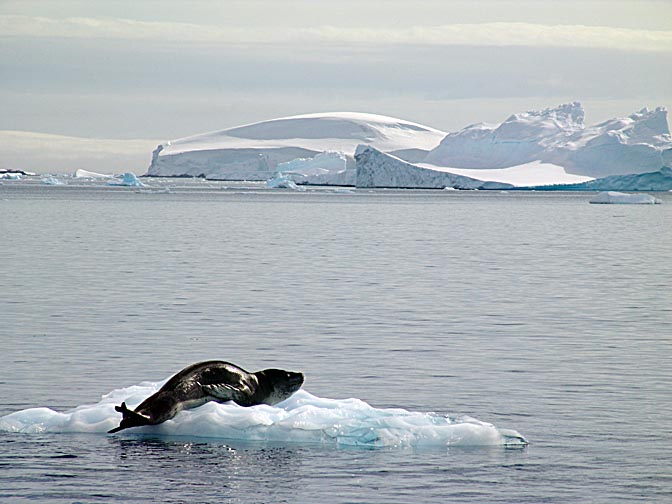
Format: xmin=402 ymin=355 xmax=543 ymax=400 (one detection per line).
xmin=424 ymin=103 xmax=672 ymax=179
xmin=559 ymin=107 xmax=672 ymax=177
xmin=425 ymin=102 xmax=585 ymax=169
xmin=589 ymin=191 xmax=662 ymax=204
xmin=355 ymin=145 xmax=513 ymax=190
xmin=147 ymin=112 xmax=446 ymax=181
xmin=0 ymin=382 xmax=527 ymax=449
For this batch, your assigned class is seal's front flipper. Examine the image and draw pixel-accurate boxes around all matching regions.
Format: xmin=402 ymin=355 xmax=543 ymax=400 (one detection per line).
xmin=201 ymin=382 xmax=250 ymax=404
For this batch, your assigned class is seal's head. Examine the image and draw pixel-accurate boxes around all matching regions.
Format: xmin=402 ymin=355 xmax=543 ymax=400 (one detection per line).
xmin=255 ymin=369 xmax=304 ymax=405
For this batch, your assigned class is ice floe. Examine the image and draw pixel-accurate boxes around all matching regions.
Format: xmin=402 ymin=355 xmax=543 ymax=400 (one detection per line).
xmin=0 ymin=384 xmax=527 ymax=449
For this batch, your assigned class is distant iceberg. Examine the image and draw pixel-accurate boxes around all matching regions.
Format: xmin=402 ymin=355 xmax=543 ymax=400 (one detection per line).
xmin=266 ymin=173 xmax=306 ymax=191
xmin=75 ymin=168 xmax=114 ymax=179
xmin=589 ymin=191 xmax=662 ymax=204
xmin=107 ymin=172 xmax=145 ymax=187
xmin=41 ymin=176 xmax=65 ymax=185
xmin=424 ymin=103 xmax=672 ymax=179
xmin=0 ymin=168 xmax=35 ymax=177
xmin=0 ymin=172 xmax=22 ymax=180
xmin=531 ymin=166 xmax=672 ymax=192
xmin=0 ymin=383 xmax=527 ymax=448
xmin=146 ymin=112 xmax=446 ymax=180
xmin=425 ymin=102 xmax=585 ymax=169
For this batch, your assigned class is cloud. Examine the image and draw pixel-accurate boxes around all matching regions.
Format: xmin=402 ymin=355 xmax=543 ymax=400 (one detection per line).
xmin=2 ymin=15 xmax=671 ymax=52
xmin=0 ymin=130 xmax=160 ymax=173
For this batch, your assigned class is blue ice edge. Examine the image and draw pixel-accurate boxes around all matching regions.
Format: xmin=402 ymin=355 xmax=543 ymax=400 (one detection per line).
xmin=0 ymin=383 xmax=528 ymax=449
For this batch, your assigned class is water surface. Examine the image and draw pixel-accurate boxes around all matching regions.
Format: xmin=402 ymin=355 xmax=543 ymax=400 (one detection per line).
xmin=1 ymin=180 xmax=670 ymax=502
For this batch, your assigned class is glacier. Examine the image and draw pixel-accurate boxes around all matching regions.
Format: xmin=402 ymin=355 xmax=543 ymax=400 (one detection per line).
xmin=0 ymin=381 xmax=527 ymax=449
xmin=144 ymin=104 xmax=672 ymax=191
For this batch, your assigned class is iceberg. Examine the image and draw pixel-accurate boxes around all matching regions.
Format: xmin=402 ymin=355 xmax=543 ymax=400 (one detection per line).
xmin=0 ymin=172 xmax=22 ymax=180
xmin=107 ymin=172 xmax=146 ymax=187
xmin=40 ymin=176 xmax=65 ymax=185
xmin=355 ymin=145 xmax=513 ymax=190
xmin=266 ymin=173 xmax=306 ymax=191
xmin=275 ymin=151 xmax=354 ymax=186
xmin=558 ymin=107 xmax=672 ymax=177
xmin=0 ymin=382 xmax=527 ymax=449
xmin=424 ymin=103 xmax=672 ymax=179
xmin=530 ymin=166 xmax=672 ymax=191
xmin=0 ymin=168 xmax=35 ymax=177
xmin=74 ymin=168 xmax=113 ymax=179
xmin=425 ymin=102 xmax=585 ymax=169
xmin=589 ymin=191 xmax=662 ymax=204
xmin=146 ymin=112 xmax=447 ymax=181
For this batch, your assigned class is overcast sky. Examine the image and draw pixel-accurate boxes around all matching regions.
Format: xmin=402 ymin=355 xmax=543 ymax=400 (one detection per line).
xmin=1 ymin=0 xmax=671 ymax=172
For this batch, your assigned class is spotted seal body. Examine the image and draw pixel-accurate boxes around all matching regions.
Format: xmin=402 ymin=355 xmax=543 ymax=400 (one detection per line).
xmin=109 ymin=360 xmax=304 ymax=433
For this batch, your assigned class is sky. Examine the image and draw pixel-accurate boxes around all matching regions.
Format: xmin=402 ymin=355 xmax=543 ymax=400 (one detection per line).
xmin=1 ymin=0 xmax=671 ymax=173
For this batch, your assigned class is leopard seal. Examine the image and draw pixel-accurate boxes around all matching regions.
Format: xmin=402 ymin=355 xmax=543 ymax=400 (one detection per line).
xmin=108 ymin=360 xmax=304 ymax=433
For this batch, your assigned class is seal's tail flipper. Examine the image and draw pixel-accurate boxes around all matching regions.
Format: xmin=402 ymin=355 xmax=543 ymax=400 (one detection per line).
xmin=108 ymin=402 xmax=151 ymax=434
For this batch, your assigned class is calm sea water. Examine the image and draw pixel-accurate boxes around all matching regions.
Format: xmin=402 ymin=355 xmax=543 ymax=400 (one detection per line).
xmin=1 ymin=179 xmax=671 ymax=503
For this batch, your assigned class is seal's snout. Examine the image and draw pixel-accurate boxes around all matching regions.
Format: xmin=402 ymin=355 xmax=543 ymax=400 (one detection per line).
xmin=290 ymin=372 xmax=304 ymax=386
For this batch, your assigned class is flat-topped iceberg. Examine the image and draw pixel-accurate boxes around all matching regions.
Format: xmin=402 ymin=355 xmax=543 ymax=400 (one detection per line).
xmin=589 ymin=191 xmax=662 ymax=204
xmin=75 ymin=168 xmax=114 ymax=179
xmin=147 ymin=112 xmax=446 ymax=181
xmin=0 ymin=382 xmax=527 ymax=448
